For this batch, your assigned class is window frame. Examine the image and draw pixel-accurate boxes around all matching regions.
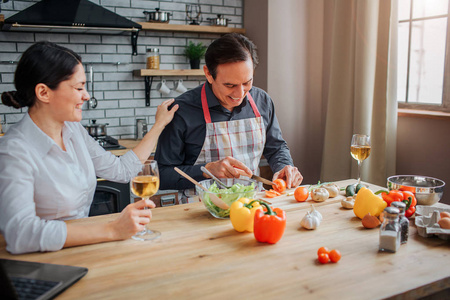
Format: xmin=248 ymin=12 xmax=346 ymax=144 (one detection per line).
xmin=397 ymin=0 xmax=450 ymax=113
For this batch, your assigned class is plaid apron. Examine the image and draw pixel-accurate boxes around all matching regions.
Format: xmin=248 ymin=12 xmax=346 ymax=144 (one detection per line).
xmin=194 ymin=83 xmax=266 ymax=175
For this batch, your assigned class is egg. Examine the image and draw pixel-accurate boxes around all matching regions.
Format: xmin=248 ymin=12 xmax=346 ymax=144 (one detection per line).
xmin=440 ymin=211 xmax=450 ymax=219
xmin=438 ymin=217 xmax=450 ymax=229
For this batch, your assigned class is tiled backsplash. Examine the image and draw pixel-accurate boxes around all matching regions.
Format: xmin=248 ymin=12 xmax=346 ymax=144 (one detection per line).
xmin=0 ymin=0 xmax=243 ymax=138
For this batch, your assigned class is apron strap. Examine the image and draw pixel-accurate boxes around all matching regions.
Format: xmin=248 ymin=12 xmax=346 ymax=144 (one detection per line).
xmin=201 ymin=83 xmax=262 ymax=123
xmin=201 ymin=83 xmax=212 ymax=123
xmin=246 ymin=93 xmax=261 ymax=118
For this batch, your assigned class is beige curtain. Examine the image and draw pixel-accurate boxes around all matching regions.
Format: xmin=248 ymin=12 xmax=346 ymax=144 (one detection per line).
xmin=321 ymin=0 xmax=398 ymax=186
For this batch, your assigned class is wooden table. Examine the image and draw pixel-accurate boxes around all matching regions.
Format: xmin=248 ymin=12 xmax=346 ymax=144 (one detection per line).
xmin=1 ymin=180 xmax=449 ymax=299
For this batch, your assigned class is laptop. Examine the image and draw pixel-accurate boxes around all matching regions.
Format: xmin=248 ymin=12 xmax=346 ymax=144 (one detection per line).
xmin=0 ymin=258 xmax=88 ymax=300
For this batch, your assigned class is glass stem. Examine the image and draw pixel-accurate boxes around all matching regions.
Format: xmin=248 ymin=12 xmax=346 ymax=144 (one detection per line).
xmin=357 ymin=160 xmax=361 ymax=184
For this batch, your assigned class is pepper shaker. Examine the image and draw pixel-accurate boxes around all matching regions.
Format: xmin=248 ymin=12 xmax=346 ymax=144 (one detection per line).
xmin=391 ymin=201 xmax=409 ymax=244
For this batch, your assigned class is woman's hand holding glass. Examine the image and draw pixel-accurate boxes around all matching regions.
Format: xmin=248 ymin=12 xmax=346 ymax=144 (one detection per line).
xmin=109 ymin=199 xmax=155 ymax=240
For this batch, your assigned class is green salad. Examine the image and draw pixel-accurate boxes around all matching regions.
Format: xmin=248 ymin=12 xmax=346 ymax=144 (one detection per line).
xmin=203 ymin=182 xmax=256 ymax=218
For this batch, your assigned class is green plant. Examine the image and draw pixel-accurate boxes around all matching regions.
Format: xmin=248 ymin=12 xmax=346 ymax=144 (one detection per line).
xmin=183 ymin=41 xmax=207 ymax=60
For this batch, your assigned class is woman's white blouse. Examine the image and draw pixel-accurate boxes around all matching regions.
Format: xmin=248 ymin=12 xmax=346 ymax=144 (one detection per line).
xmin=0 ymin=114 xmax=140 ymax=254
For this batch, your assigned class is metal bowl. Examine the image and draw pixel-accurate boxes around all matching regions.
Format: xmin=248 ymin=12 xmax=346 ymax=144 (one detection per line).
xmin=196 ymin=178 xmax=258 ymax=219
xmin=387 ymin=175 xmax=445 ymax=206
xmin=143 ymin=8 xmax=171 ymax=23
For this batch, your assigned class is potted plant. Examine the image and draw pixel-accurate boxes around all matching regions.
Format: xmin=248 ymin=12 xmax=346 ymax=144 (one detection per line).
xmin=183 ymin=41 xmax=207 ymax=69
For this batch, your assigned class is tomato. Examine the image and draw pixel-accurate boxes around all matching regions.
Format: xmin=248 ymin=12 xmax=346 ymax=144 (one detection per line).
xmin=317 ymin=246 xmax=330 ymax=256
xmin=272 ymin=179 xmax=286 ymax=193
xmin=329 ymin=249 xmax=341 ymax=263
xmin=265 ymin=189 xmax=281 ymax=198
xmin=294 ymin=186 xmax=309 ymax=202
xmin=318 ymin=253 xmax=330 ymax=264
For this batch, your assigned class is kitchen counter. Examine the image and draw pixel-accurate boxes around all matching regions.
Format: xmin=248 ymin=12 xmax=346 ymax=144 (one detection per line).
xmin=1 ymin=179 xmax=449 ymax=299
xmin=108 ymin=139 xmax=140 ymax=156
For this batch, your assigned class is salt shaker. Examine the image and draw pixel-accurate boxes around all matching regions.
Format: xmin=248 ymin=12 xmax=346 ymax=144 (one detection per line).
xmin=391 ymin=201 xmax=409 ymax=244
xmin=146 ymin=48 xmax=160 ymax=69
xmin=379 ymin=206 xmax=401 ymax=253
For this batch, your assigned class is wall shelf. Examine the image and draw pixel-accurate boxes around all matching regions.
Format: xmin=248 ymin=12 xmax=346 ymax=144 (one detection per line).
xmin=133 ymin=69 xmax=204 ymax=77
xmin=133 ymin=69 xmax=205 ymax=106
xmin=138 ymin=22 xmax=245 ymax=34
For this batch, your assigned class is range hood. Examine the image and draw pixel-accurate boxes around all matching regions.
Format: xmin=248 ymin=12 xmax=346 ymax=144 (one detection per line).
xmin=2 ymin=0 xmax=142 ymax=55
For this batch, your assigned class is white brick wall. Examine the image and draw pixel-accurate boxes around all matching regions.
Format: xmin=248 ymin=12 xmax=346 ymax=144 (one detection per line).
xmin=0 ymin=0 xmax=243 ymax=139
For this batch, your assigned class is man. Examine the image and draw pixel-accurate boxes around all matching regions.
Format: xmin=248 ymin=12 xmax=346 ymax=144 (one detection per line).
xmin=155 ymin=33 xmax=303 ymax=192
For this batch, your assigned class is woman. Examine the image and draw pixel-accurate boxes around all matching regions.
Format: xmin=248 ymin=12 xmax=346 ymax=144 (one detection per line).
xmin=0 ymin=41 xmax=179 ymax=254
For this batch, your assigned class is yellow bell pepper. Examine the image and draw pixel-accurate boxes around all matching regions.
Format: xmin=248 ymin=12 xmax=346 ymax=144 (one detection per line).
xmin=230 ymin=198 xmax=262 ymax=232
xmin=353 ymin=187 xmax=387 ymax=219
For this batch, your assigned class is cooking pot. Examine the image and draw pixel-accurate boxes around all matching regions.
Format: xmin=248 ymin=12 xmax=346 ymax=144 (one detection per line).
xmin=85 ymin=120 xmax=108 ymax=137
xmin=143 ymin=8 xmax=171 ymax=23
xmin=207 ymin=14 xmax=231 ymax=27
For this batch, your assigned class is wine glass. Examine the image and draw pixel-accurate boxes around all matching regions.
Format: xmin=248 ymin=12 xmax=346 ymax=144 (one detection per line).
xmin=350 ymin=134 xmax=371 ymax=184
xmin=130 ymin=160 xmax=161 ymax=241
xmin=186 ymin=4 xmax=202 ymax=25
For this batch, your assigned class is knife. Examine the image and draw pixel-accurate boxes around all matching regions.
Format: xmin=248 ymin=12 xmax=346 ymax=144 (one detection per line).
xmin=250 ymin=174 xmax=275 ymax=186
xmin=234 ymin=168 xmax=275 ymax=186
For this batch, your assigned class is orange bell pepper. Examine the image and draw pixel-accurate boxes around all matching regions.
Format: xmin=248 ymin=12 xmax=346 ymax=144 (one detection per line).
xmin=253 ymin=202 xmax=286 ymax=244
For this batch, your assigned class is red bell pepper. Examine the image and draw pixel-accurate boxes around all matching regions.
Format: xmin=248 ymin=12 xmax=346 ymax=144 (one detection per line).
xmin=401 ymin=191 xmax=417 ymax=218
xmin=378 ymin=189 xmax=417 ymax=218
xmin=379 ymin=190 xmax=403 ymax=206
xmin=253 ymin=202 xmax=286 ymax=244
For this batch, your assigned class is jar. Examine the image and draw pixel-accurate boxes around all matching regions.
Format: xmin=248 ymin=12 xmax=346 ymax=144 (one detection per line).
xmin=379 ymin=206 xmax=401 ymax=253
xmin=146 ymin=48 xmax=160 ymax=69
xmin=391 ymin=201 xmax=409 ymax=244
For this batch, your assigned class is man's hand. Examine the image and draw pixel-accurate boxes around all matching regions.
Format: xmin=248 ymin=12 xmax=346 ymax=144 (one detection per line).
xmin=204 ymin=156 xmax=253 ymax=178
xmin=273 ymin=165 xmax=303 ymax=189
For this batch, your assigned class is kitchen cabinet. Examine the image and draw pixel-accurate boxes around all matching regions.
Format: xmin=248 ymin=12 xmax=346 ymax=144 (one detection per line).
xmin=135 ymin=23 xmax=246 ymax=106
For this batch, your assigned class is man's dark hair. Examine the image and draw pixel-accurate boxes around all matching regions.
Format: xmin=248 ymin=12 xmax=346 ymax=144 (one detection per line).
xmin=205 ymin=33 xmax=259 ymax=79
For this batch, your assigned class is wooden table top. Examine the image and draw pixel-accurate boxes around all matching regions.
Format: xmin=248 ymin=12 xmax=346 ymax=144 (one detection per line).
xmin=1 ymin=179 xmax=449 ymax=299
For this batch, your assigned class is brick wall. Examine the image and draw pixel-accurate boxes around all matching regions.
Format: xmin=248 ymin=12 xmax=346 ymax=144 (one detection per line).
xmin=0 ymin=0 xmax=243 ymax=138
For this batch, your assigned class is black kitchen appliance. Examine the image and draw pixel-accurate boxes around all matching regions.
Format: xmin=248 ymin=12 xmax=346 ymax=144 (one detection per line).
xmin=90 ymin=180 xmax=131 ymax=216
xmin=93 ymin=135 xmax=126 ymax=150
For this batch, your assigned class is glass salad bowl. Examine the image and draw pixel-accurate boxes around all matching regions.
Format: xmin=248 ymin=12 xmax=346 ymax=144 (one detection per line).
xmin=196 ymin=178 xmax=259 ymax=219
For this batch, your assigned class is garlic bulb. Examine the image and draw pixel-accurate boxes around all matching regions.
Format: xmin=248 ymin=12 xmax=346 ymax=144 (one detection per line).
xmin=301 ymin=212 xmax=320 ymax=230
xmin=311 ymin=188 xmax=329 ymax=202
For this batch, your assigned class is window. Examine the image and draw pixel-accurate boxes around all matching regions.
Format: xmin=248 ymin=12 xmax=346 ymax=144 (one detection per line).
xmin=397 ymin=0 xmax=450 ymax=112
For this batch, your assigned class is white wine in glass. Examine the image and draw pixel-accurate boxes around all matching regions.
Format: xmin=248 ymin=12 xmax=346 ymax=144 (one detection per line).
xmin=350 ymin=134 xmax=371 ymax=184
xmin=130 ymin=160 xmax=161 ymax=241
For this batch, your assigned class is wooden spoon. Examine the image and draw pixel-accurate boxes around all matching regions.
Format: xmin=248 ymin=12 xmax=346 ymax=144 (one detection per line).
xmin=174 ymin=167 xmax=229 ymax=210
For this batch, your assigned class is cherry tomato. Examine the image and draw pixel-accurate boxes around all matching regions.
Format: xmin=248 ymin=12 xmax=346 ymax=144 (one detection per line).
xmin=318 ymin=253 xmax=330 ymax=264
xmin=294 ymin=186 xmax=309 ymax=202
xmin=272 ymin=179 xmax=286 ymax=193
xmin=329 ymin=249 xmax=341 ymax=263
xmin=317 ymin=246 xmax=330 ymax=256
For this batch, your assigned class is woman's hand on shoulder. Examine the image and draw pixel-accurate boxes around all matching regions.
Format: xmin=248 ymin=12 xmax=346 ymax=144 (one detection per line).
xmin=110 ymin=199 xmax=155 ymax=240
xmin=154 ymin=99 xmax=179 ymax=129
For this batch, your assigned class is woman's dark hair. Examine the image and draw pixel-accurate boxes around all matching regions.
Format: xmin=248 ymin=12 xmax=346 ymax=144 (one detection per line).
xmin=205 ymin=33 xmax=259 ymax=79
xmin=1 ymin=41 xmax=82 ymax=109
